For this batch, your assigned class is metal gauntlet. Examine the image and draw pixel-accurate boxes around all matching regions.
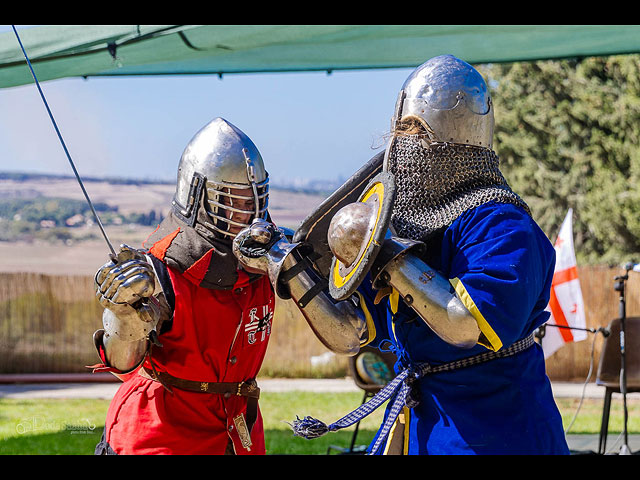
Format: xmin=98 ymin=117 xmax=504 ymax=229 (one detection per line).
xmin=233 ymin=220 xmax=367 ymax=355
xmin=94 ymin=245 xmax=167 ymax=372
xmin=371 ymin=237 xmax=481 ymax=349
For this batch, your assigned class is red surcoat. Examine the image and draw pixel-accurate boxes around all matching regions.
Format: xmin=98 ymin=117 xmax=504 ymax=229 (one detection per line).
xmin=102 ymin=264 xmax=275 ymax=455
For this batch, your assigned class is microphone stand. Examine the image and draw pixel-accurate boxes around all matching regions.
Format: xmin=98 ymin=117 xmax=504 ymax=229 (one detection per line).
xmin=535 ymin=262 xmax=633 ymax=455
xmin=613 ymin=264 xmax=631 ymax=455
xmin=535 ymin=315 xmax=611 ymax=456
xmin=543 ymin=324 xmax=610 ymax=336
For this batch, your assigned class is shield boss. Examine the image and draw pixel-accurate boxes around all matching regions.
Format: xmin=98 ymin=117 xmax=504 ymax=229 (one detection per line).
xmin=327 ymin=172 xmax=395 ymax=300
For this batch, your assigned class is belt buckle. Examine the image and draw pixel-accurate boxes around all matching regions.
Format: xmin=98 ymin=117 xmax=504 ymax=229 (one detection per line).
xmin=200 ymin=382 xmax=209 ymax=392
xmin=237 ymin=380 xmax=257 ymax=396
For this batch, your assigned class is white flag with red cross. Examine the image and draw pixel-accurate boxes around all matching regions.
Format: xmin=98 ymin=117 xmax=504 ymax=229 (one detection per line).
xmin=542 ymin=208 xmax=587 ymax=359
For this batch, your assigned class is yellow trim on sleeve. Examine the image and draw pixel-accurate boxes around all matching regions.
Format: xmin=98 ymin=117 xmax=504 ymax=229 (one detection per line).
xmin=354 ymin=291 xmax=376 ymax=347
xmin=449 ymin=277 xmax=503 ymax=352
xmin=389 ymin=288 xmax=401 ymax=341
xmin=389 ymin=289 xmax=400 ymax=314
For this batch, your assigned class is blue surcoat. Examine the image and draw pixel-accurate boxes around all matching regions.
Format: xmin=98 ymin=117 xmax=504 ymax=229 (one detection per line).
xmin=356 ymin=201 xmax=570 ymax=455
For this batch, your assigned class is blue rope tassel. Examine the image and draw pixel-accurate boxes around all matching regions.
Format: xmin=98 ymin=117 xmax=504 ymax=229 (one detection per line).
xmin=289 ymin=368 xmax=412 ymax=454
xmin=289 ymin=335 xmax=536 ymax=454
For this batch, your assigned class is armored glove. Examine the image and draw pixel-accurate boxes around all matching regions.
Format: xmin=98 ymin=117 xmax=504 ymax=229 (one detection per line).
xmin=233 ymin=218 xmax=311 ymax=299
xmin=233 ymin=219 xmax=285 ymax=273
xmin=95 ymin=244 xmax=162 ymax=342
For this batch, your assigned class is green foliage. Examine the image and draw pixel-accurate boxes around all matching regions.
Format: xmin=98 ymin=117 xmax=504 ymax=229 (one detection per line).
xmin=0 ymin=196 xmax=163 ymax=243
xmin=0 ymin=197 xmax=114 ymax=225
xmin=482 ymin=55 xmax=640 ymax=264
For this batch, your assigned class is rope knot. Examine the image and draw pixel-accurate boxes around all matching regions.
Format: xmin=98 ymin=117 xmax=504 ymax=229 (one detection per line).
xmin=404 ymin=368 xmax=422 ymax=409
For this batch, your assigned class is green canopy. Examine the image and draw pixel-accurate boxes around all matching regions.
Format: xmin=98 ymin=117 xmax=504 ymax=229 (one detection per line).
xmin=1 ymin=25 xmax=640 ymax=88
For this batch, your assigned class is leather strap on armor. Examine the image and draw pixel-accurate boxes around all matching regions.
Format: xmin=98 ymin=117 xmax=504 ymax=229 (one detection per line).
xmin=279 ymin=249 xmax=328 ymax=308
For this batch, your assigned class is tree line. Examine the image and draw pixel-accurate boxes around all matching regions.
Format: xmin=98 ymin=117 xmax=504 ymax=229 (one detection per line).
xmin=0 ymin=197 xmax=163 ymax=243
xmin=482 ymin=54 xmax=640 ymax=265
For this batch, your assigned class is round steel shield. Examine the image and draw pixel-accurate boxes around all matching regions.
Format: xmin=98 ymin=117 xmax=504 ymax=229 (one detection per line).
xmin=328 ymin=172 xmax=395 ymax=301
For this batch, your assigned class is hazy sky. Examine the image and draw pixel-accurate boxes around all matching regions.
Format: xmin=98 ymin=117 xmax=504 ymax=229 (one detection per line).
xmin=0 ymin=25 xmax=416 ymax=187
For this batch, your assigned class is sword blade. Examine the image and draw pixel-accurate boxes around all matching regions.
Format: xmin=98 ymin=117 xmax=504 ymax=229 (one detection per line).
xmin=11 ymin=25 xmax=116 ymax=257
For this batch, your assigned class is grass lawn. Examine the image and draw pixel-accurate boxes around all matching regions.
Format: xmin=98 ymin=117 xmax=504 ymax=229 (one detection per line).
xmin=0 ymin=392 xmax=638 ymax=454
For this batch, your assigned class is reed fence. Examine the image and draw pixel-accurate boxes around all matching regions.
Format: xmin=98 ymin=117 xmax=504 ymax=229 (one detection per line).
xmin=0 ymin=266 xmax=635 ymax=381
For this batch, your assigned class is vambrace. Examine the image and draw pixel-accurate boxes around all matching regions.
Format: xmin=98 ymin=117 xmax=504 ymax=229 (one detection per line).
xmin=279 ymin=249 xmax=368 ymax=356
xmin=372 ymin=238 xmax=481 ymax=349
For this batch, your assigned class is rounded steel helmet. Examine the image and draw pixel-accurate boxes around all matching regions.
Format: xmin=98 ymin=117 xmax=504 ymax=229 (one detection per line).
xmin=391 ymin=54 xmax=494 ymax=149
xmin=172 ymin=117 xmax=269 ymax=238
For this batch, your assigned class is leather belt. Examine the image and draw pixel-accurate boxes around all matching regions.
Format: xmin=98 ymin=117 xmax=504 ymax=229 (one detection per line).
xmin=140 ymin=367 xmax=260 ymax=399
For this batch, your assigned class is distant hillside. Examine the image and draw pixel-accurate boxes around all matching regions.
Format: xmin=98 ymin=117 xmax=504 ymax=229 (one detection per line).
xmin=0 ymin=170 xmax=173 ymax=186
xmin=0 ymin=171 xmax=342 ymax=196
xmin=0 ymin=171 xmax=330 ymax=245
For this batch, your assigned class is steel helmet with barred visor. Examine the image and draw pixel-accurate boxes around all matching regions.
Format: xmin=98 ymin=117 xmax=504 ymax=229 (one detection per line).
xmin=171 ymin=117 xmax=269 ymax=239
